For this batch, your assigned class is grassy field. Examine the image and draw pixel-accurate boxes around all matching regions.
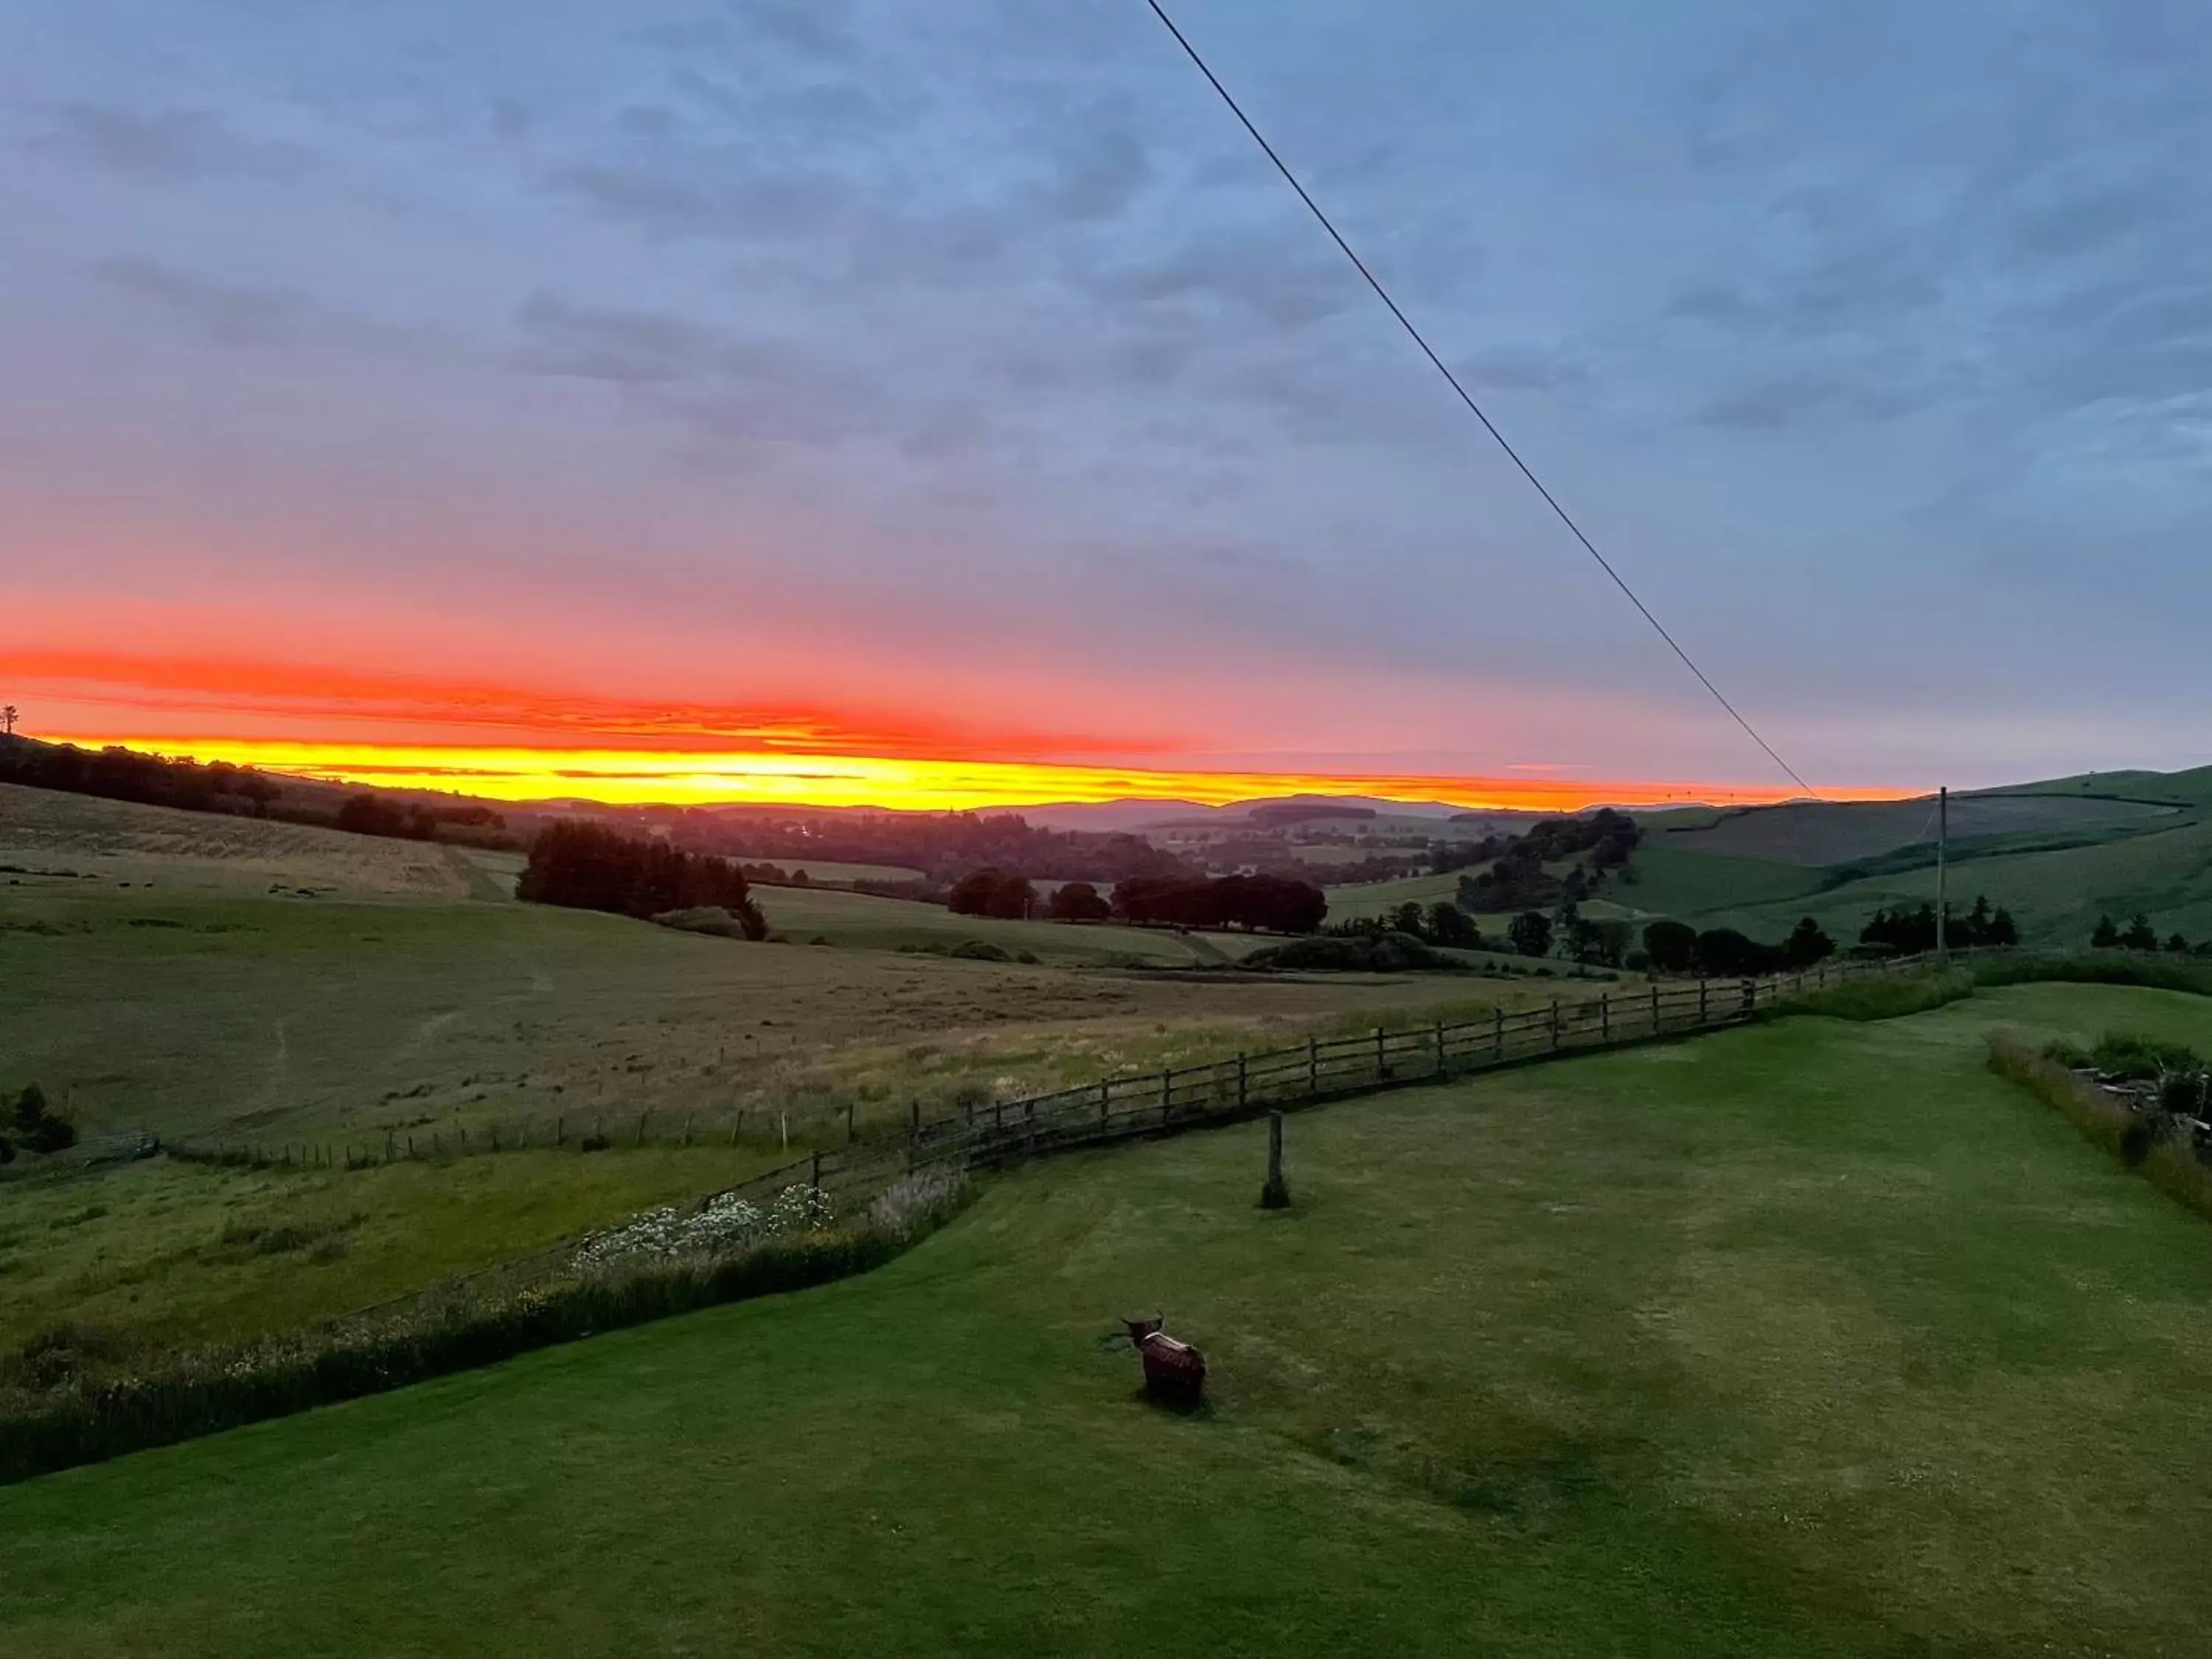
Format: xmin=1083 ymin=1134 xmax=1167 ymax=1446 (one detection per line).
xmin=746 ymin=882 xmax=1262 ymax=965
xmin=0 ymin=782 xmax=490 ymax=898
xmin=1654 ymin=792 xmax=2174 ymax=866
xmin=0 ymin=1147 xmax=778 ymax=1356
xmin=6 ymin=982 xmax=2212 ymax=1655
xmin=2 ymin=876 xmax=1552 ymax=1150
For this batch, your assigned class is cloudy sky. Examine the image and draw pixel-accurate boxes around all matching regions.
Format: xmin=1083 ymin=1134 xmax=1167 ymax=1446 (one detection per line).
xmin=4 ymin=0 xmax=2208 ymax=806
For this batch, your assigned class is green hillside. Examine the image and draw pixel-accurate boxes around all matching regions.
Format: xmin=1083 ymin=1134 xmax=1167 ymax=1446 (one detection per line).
xmin=7 ymin=985 xmax=2212 ymax=1656
xmin=1318 ymin=764 xmax=2212 ymax=956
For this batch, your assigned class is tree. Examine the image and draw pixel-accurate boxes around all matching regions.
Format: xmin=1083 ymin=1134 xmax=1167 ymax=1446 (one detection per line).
xmin=983 ymin=876 xmax=1035 ymax=921
xmin=1509 ymin=911 xmax=1553 ymax=959
xmin=1047 ymin=880 xmax=1110 ymax=922
xmin=1642 ymin=919 xmax=1698 ymax=975
xmin=1426 ymin=901 xmax=1479 ymax=950
xmin=2092 ymin=914 xmax=2119 ymax=949
xmin=1392 ymin=901 xmax=1427 ymax=938
xmin=2121 ymin=914 xmax=2159 ymax=951
xmin=2168 ymin=932 xmax=2193 ymax=955
xmin=1 ymin=704 xmax=17 ymax=737
xmin=1784 ymin=917 xmax=1836 ymax=968
xmin=517 ymin=820 xmax=765 ymax=936
xmin=947 ymin=868 xmax=1008 ymax=917
xmin=1988 ymin=907 xmax=2020 ymax=948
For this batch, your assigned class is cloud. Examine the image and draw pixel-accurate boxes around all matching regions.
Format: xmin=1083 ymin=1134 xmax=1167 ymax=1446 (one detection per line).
xmin=1043 ymin=125 xmax=1152 ymax=222
xmin=30 ymin=105 xmax=299 ymax=182
xmin=92 ymin=259 xmax=314 ymax=349
xmin=511 ymin=292 xmax=874 ymax=448
xmin=1454 ymin=346 xmax=1588 ymax=392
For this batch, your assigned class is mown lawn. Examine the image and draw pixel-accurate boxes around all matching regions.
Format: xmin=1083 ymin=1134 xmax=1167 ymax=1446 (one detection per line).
xmin=6 ymin=985 xmax=2212 ymax=1656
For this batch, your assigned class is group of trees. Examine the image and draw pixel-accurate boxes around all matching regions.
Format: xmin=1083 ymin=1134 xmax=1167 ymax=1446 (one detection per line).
xmin=2090 ymin=914 xmax=2212 ymax=956
xmin=947 ymin=869 xmax=1328 ymax=933
xmin=1449 ymin=809 xmax=1642 ymax=910
xmin=1860 ymin=896 xmax=2017 ymax=955
xmin=0 ymin=1084 xmax=76 ymax=1165
xmin=1110 ymin=872 xmax=1328 ymax=933
xmin=334 ymin=793 xmax=507 ymax=843
xmin=517 ymin=821 xmax=766 ymax=936
xmin=1328 ymin=901 xmax=1484 ymax=950
xmin=1641 ymin=917 xmax=1834 ymax=976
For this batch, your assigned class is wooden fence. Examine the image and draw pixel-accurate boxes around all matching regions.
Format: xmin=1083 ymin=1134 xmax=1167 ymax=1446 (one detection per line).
xmin=293 ymin=953 xmax=1924 ymax=1333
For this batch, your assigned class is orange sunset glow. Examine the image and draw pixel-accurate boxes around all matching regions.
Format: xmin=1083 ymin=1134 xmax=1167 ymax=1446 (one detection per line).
xmin=9 ymin=647 xmax=1913 ymax=813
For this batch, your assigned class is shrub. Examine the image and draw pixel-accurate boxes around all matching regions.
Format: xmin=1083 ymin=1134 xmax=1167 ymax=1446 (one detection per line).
xmin=1773 ymin=970 xmax=1972 ymax=1023
xmin=1241 ymin=932 xmax=1461 ymax=974
xmin=2088 ymin=1032 xmax=2202 ymax=1082
xmin=2042 ymin=1038 xmax=2093 ymax=1069
xmin=947 ymin=939 xmax=1012 ymax=962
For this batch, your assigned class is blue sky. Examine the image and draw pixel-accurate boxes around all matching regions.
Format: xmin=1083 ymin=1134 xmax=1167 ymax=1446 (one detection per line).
xmin=4 ymin=0 xmax=2208 ymax=796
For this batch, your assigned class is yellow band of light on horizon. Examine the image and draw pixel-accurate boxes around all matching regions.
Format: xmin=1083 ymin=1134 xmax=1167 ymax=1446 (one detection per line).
xmin=57 ymin=735 xmax=1911 ymax=814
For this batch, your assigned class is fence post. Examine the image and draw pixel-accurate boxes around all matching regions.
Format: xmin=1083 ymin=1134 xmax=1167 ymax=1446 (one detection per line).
xmin=1433 ymin=1018 xmax=1446 ymax=1074
xmin=406 ymin=1134 xmax=415 ymax=1159
xmin=913 ymin=1098 xmax=923 ymax=1135
xmin=1817 ymin=962 xmax=1828 ymax=990
xmin=1161 ymin=1068 xmax=1172 ymax=1124
xmin=1099 ymin=1079 xmax=1109 ymax=1129
xmin=386 ymin=1132 xmax=395 ymax=1162
xmin=1600 ymin=995 xmax=1611 ymax=1042
xmin=846 ymin=1102 xmax=855 ymax=1145
xmin=490 ymin=1124 xmax=499 ymax=1153
xmin=1650 ymin=980 xmax=1660 ymax=1033
xmin=1551 ymin=1000 xmax=1561 ymax=1051
xmin=1374 ymin=1026 xmax=1387 ymax=1082
xmin=555 ymin=1114 xmax=563 ymax=1146
xmin=1307 ymin=1036 xmax=1319 ymax=1095
xmin=1237 ymin=1052 xmax=1248 ymax=1110
xmin=1699 ymin=980 xmax=1709 ymax=1025
xmin=1495 ymin=1004 xmax=1505 ymax=1062
xmin=810 ymin=1150 xmax=821 ymax=1188
xmin=1741 ymin=978 xmax=1756 ymax=1017
xmin=636 ymin=1110 xmax=649 ymax=1147
xmin=684 ymin=1114 xmax=695 ymax=1147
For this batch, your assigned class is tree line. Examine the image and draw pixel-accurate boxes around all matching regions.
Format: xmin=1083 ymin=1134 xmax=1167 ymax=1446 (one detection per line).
xmin=518 ymin=821 xmax=766 ymax=936
xmin=948 ymin=868 xmax=1328 ymax=933
xmin=1860 ymin=897 xmax=2017 ymax=954
xmin=0 ymin=736 xmax=514 ymax=849
xmin=2091 ymin=914 xmax=2212 ymax=957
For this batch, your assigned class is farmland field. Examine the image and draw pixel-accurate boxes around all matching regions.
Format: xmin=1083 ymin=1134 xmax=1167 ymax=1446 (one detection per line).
xmin=6 ymin=982 xmax=2211 ymax=1655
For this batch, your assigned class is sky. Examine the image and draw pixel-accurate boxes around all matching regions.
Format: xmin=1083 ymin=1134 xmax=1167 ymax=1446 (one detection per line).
xmin=4 ymin=0 xmax=2208 ymax=810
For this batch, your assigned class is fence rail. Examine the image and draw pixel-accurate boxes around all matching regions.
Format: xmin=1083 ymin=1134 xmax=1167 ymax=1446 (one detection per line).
xmin=274 ymin=954 xmax=1928 ymax=1335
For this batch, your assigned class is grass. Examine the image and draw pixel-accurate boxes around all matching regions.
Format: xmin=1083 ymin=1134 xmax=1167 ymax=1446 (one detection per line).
xmin=7 ymin=984 xmax=2212 ymax=1654
xmin=745 ymin=883 xmax=1253 ymax=964
xmin=0 ymin=1149 xmax=788 ymax=1362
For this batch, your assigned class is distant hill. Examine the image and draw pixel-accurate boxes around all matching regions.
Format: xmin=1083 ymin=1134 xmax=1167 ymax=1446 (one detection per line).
xmin=1599 ymin=768 xmax=2212 ymax=952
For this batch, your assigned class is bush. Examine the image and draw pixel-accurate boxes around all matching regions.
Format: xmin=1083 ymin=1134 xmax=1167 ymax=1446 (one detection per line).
xmin=2042 ymin=1038 xmax=2093 ymax=1069
xmin=2088 ymin=1032 xmax=2202 ymax=1082
xmin=1773 ymin=970 xmax=1972 ymax=1023
xmin=1241 ymin=932 xmax=1461 ymax=974
xmin=947 ymin=939 xmax=1012 ymax=962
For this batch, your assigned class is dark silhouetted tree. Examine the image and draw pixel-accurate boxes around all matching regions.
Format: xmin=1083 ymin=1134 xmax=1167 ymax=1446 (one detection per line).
xmin=1643 ymin=919 xmax=1698 ymax=974
xmin=1393 ymin=901 xmax=1426 ymax=937
xmin=1509 ymin=911 xmax=1553 ymax=959
xmin=1047 ymin=880 xmax=1110 ymax=922
xmin=1426 ymin=902 xmax=1479 ymax=949
xmin=518 ymin=821 xmax=765 ymax=936
xmin=1784 ymin=917 xmax=1836 ymax=967
xmin=2091 ymin=914 xmax=2119 ymax=949
xmin=2121 ymin=914 xmax=2159 ymax=951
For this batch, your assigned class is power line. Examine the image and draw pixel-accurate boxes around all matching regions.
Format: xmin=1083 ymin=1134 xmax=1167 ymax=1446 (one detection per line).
xmin=1138 ymin=0 xmax=1814 ymax=796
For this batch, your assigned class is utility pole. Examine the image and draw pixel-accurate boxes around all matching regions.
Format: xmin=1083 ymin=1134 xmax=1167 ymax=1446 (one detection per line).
xmin=1935 ymin=786 xmax=1948 ymax=964
xmin=1 ymin=706 xmax=15 ymax=737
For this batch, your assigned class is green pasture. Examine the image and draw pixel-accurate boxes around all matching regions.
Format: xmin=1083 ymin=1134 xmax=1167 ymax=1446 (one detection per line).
xmin=8 ymin=983 xmax=2212 ymax=1655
